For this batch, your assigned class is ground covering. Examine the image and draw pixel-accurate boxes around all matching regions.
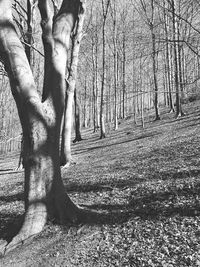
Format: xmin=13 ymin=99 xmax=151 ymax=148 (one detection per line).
xmin=0 ymin=101 xmax=200 ymax=266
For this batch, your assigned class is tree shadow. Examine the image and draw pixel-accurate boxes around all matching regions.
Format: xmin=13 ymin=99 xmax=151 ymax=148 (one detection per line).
xmin=0 ymin=192 xmax=24 ymax=203
xmin=73 ymin=131 xmax=162 ymax=155
xmin=80 ymin=182 xmax=200 ymax=225
xmin=0 ymin=176 xmax=200 ymax=242
xmin=0 ymin=213 xmax=23 ymax=242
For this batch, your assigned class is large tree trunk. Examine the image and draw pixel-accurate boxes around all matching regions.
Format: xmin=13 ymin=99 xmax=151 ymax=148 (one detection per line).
xmin=0 ymin=0 xmax=82 ymax=255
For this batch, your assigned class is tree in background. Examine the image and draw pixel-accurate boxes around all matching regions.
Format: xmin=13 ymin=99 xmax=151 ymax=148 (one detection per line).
xmin=99 ymin=0 xmax=110 ymax=139
xmin=1 ymin=0 xmax=200 ymax=154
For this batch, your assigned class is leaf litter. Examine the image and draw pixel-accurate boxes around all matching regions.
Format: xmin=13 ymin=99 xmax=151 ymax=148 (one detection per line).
xmin=0 ymin=101 xmax=200 ymax=266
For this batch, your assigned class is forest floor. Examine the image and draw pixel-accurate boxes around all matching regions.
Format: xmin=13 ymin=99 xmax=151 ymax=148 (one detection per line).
xmin=0 ymin=100 xmax=200 ymax=266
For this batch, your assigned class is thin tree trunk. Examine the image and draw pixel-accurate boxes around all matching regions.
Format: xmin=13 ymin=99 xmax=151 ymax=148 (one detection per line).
xmin=122 ymin=30 xmax=126 ymax=119
xmin=163 ymin=1 xmax=174 ymax=112
xmin=92 ymin=40 xmax=96 ymax=132
xmin=172 ymin=0 xmax=184 ymax=117
xmin=150 ymin=0 xmax=160 ymax=120
xmin=60 ymin=1 xmax=86 ymax=166
xmin=100 ymin=0 xmax=110 ymax=139
xmin=73 ymin=88 xmax=83 ymax=143
xmin=112 ymin=0 xmax=118 ymax=130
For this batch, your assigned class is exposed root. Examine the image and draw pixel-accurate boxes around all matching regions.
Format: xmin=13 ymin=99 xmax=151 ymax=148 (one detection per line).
xmin=2 ymin=203 xmax=47 ymax=256
xmin=61 ymin=161 xmax=71 ymax=169
xmin=61 ymin=159 xmax=76 ymax=169
xmin=0 ymin=239 xmax=8 ymax=257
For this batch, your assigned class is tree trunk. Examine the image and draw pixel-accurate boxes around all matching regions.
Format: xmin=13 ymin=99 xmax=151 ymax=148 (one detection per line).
xmin=18 ymin=0 xmax=37 ymax=170
xmin=73 ymin=89 xmax=83 ymax=143
xmin=163 ymin=1 xmax=174 ymax=113
xmin=122 ymin=30 xmax=126 ymax=119
xmin=92 ymin=40 xmax=97 ymax=132
xmin=112 ymin=0 xmax=118 ymax=130
xmin=150 ymin=0 xmax=160 ymax=121
xmin=60 ymin=0 xmax=86 ymax=166
xmin=0 ymin=0 xmax=82 ymax=255
xmin=172 ymin=0 xmax=184 ymax=117
xmin=60 ymin=90 xmax=74 ymax=166
xmin=100 ymin=19 xmax=106 ymax=139
xmin=100 ymin=0 xmax=110 ymax=139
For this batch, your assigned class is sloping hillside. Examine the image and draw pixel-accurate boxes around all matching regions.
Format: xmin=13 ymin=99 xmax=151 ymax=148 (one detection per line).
xmin=0 ymin=101 xmax=200 ymax=266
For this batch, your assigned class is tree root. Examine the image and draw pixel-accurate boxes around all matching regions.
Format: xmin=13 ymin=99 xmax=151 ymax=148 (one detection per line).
xmin=0 ymin=202 xmax=124 ymax=256
xmin=0 ymin=203 xmax=47 ymax=256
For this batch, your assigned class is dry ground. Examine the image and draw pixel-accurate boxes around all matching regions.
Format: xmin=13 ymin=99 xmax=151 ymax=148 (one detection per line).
xmin=0 ymin=101 xmax=200 ymax=266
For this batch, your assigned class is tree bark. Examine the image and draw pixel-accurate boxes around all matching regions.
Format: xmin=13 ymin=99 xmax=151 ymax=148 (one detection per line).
xmin=100 ymin=0 xmax=110 ymax=139
xmin=171 ymin=0 xmax=184 ymax=117
xmin=73 ymin=88 xmax=83 ymax=143
xmin=0 ymin=0 xmax=82 ymax=255
xmin=163 ymin=0 xmax=174 ymax=113
xmin=60 ymin=0 xmax=86 ymax=166
xmin=150 ymin=0 xmax=160 ymax=121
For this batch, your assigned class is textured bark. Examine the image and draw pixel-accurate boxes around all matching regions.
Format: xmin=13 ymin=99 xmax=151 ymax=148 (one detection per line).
xmin=0 ymin=0 xmax=81 ymax=255
xmin=60 ymin=0 xmax=86 ymax=166
xmin=18 ymin=0 xmax=37 ymax=169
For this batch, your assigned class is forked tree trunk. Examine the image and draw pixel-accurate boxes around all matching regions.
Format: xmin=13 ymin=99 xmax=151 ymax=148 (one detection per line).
xmin=0 ymin=0 xmax=83 ymax=255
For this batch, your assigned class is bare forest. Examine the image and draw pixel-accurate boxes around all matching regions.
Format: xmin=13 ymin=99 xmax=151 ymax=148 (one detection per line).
xmin=0 ymin=0 xmax=200 ymax=266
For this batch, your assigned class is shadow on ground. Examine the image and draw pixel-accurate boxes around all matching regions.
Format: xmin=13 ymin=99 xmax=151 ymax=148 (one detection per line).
xmin=0 ymin=171 xmax=199 ymax=242
xmin=0 ymin=213 xmax=23 ymax=242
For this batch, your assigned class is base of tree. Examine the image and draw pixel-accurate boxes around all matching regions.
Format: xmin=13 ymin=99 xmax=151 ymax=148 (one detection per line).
xmin=16 ymin=164 xmax=24 ymax=171
xmin=154 ymin=116 xmax=161 ymax=121
xmin=60 ymin=153 xmax=71 ymax=167
xmin=61 ymin=159 xmax=76 ymax=169
xmin=93 ymin=128 xmax=99 ymax=133
xmin=0 ymin=206 xmax=113 ymax=257
xmin=73 ymin=137 xmax=83 ymax=143
xmin=176 ymin=111 xmax=185 ymax=118
xmin=169 ymin=108 xmax=175 ymax=113
xmin=100 ymin=134 xmax=106 ymax=139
